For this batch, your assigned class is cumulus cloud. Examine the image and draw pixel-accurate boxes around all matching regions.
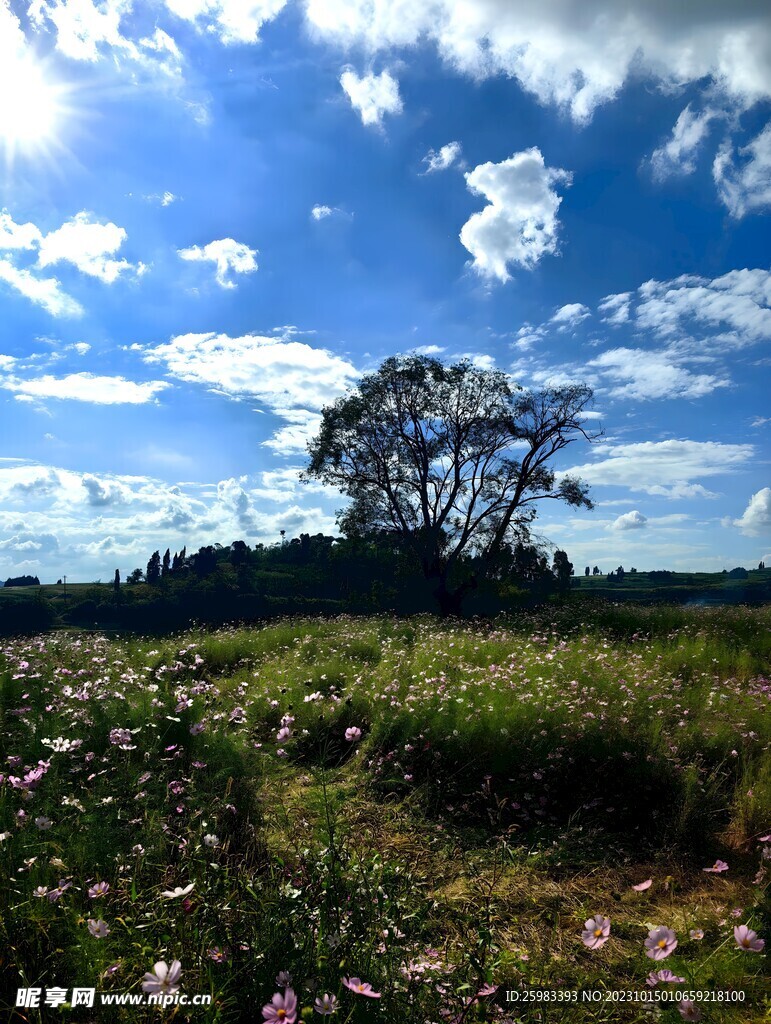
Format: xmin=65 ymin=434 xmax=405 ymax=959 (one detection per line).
xmin=38 ymin=212 xmax=140 ymax=282
xmin=0 ymin=210 xmax=42 ymax=250
xmin=162 ymin=0 xmax=289 ymax=44
xmin=339 ymin=68 xmax=403 ymax=126
xmin=81 ymin=474 xmax=126 ymax=506
xmin=0 ymin=372 xmax=170 ymax=404
xmin=29 ymin=0 xmax=183 ymax=76
xmin=611 ymin=510 xmax=647 ymax=531
xmin=650 ymin=105 xmax=717 ymax=180
xmin=460 ymin=148 xmax=571 ymax=281
xmin=587 ymin=348 xmax=730 ymax=401
xmin=0 ymin=460 xmax=340 ymax=579
xmin=0 ymin=260 xmax=82 ymax=317
xmin=311 ymin=205 xmax=333 ymax=220
xmin=0 ymin=208 xmax=143 ymax=314
xmin=713 ymin=122 xmax=771 ymax=218
xmin=304 ymin=0 xmax=771 ymax=124
xmin=551 ymin=303 xmax=590 ymax=329
xmin=422 ymin=141 xmax=462 ymax=173
xmin=634 ymin=269 xmax=771 ymax=350
xmin=733 ymin=487 xmax=771 ymax=535
xmin=138 ymin=331 xmax=359 ymax=452
xmin=178 ymin=238 xmax=258 ymax=288
xmin=566 ymin=440 xmax=754 ymax=498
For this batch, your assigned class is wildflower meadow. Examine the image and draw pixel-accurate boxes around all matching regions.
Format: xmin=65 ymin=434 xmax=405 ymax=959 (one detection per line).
xmin=0 ymin=602 xmax=769 ymax=1021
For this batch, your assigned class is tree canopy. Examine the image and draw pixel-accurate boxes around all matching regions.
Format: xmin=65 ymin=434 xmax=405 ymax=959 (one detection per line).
xmin=304 ymin=355 xmax=598 ymax=614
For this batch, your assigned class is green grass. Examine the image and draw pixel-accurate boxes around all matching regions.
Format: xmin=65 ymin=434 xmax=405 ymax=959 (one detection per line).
xmin=0 ymin=605 xmax=769 ymax=1021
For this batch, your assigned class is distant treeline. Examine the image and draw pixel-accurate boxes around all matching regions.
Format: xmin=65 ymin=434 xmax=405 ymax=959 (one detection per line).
xmin=0 ymin=534 xmax=571 ymax=635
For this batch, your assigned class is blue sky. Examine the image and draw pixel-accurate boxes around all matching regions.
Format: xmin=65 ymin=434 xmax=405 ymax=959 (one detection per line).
xmin=0 ymin=0 xmax=770 ymax=581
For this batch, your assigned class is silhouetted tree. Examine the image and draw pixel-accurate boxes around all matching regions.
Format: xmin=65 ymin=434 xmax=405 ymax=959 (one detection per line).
xmin=162 ymin=548 xmax=171 ymax=577
xmin=593 ymin=566 xmax=600 ymax=575
xmin=552 ymin=550 xmax=573 ymax=593
xmin=305 ymin=355 xmax=597 ymax=615
xmin=616 ymin=565 xmax=625 ymax=580
xmin=585 ymin=565 xmax=590 ymax=576
xmin=146 ymin=551 xmax=161 ymax=585
xmin=230 ymin=540 xmax=250 ymax=567
xmin=192 ymin=545 xmax=218 ymax=577
xmin=127 ymin=568 xmax=144 ymax=585
xmin=113 ymin=569 xmax=120 ymax=593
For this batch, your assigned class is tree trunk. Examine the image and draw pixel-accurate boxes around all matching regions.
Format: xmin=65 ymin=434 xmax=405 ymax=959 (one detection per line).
xmin=432 ymin=576 xmax=476 ymax=618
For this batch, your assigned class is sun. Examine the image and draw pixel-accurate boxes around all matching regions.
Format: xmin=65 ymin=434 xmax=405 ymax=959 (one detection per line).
xmin=0 ymin=54 xmax=65 ymax=157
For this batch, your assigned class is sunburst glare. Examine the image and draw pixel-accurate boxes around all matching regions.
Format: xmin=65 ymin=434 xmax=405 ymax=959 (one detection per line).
xmin=0 ymin=53 xmax=70 ymax=163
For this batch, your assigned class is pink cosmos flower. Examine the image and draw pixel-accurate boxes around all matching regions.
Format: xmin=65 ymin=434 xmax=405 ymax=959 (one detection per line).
xmin=581 ymin=915 xmax=611 ymax=949
xmin=314 ymin=993 xmax=338 ymax=1015
xmin=476 ymin=984 xmax=498 ymax=997
xmin=689 ymin=929 xmax=704 ymax=940
xmin=88 ymin=918 xmax=110 ymax=938
xmin=632 ymin=879 xmax=652 ymax=891
xmin=645 ymin=926 xmax=678 ymax=960
xmin=342 ymin=977 xmax=381 ymax=997
xmin=646 ymin=970 xmax=685 ymax=986
xmin=262 ymin=987 xmax=298 ymax=1022
xmin=208 ymin=946 xmax=229 ymax=962
xmin=734 ymin=925 xmax=765 ymax=952
xmin=47 ymin=880 xmax=72 ymax=902
xmin=142 ymin=960 xmax=182 ymax=994
xmin=345 ymin=727 xmax=362 ymax=742
xmin=703 ymin=860 xmax=728 ymax=873
xmin=88 ymin=881 xmax=109 ymax=898
xmin=678 ymin=999 xmax=701 ymax=1021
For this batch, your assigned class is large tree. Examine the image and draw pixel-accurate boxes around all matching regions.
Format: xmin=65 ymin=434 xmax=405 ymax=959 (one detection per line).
xmin=304 ymin=356 xmax=598 ymax=615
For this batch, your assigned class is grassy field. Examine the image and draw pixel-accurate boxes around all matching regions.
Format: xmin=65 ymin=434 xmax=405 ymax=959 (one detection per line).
xmin=1 ymin=604 xmax=769 ymax=1021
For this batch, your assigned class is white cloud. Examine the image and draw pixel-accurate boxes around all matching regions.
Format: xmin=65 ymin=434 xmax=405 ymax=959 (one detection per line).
xmin=311 ymin=204 xmax=334 ymax=220
xmin=411 ymin=344 xmax=445 ymax=355
xmin=138 ymin=331 xmax=359 ymax=452
xmin=751 ymin=416 xmax=770 ymax=427
xmin=304 ymin=0 xmax=771 ymax=124
xmin=551 ymin=302 xmax=590 ymax=329
xmin=611 ymin=510 xmax=647 ymax=531
xmin=162 ymin=0 xmax=289 ymax=44
xmin=733 ymin=487 xmax=771 ymax=535
xmin=566 ymin=439 xmax=754 ymax=497
xmin=0 ymin=460 xmax=340 ymax=580
xmin=28 ymin=0 xmax=134 ymax=62
xmin=460 ymin=148 xmax=571 ymax=281
xmin=422 ymin=141 xmax=462 ymax=173
xmin=0 ymin=372 xmax=170 ymax=404
xmin=0 ymin=210 xmax=42 ymax=251
xmin=339 ymin=68 xmax=402 ymax=127
xmin=634 ymin=269 xmax=771 ymax=349
xmin=512 ymin=323 xmax=547 ymax=352
xmin=177 ymin=238 xmax=258 ymax=288
xmin=143 ymin=190 xmax=179 ymax=206
xmin=650 ymin=105 xmax=716 ymax=180
xmin=29 ymin=0 xmax=182 ymax=77
xmin=713 ymin=122 xmax=771 ymax=218
xmin=38 ymin=212 xmax=139 ymax=282
xmin=587 ymin=348 xmax=730 ymax=401
xmin=0 ymin=259 xmax=82 ymax=317
xmin=598 ymin=291 xmax=632 ymax=325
